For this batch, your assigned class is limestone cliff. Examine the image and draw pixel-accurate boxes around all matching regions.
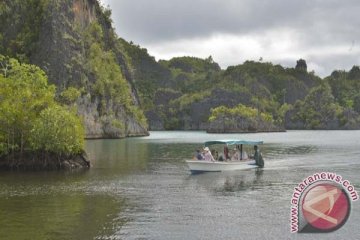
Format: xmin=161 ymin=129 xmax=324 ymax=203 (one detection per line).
xmin=0 ymin=0 xmax=148 ymax=138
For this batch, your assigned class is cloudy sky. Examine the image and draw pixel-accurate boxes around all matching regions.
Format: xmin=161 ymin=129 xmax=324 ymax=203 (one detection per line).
xmin=100 ymin=0 xmax=360 ymax=77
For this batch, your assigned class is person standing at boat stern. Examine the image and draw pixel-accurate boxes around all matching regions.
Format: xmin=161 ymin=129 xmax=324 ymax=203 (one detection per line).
xmin=253 ymin=145 xmax=264 ymax=167
xmin=203 ymin=147 xmax=215 ymax=162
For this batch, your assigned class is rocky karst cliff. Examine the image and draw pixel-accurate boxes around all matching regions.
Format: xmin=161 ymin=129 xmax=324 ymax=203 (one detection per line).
xmin=0 ymin=0 xmax=148 ymax=138
xmin=121 ymin=43 xmax=360 ymax=131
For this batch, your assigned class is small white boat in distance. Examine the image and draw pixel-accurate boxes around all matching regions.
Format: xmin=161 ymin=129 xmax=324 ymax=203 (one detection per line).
xmin=186 ymin=140 xmax=264 ymax=174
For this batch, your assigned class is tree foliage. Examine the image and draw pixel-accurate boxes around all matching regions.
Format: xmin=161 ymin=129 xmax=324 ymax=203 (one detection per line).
xmin=163 ymin=56 xmax=220 ymax=73
xmin=0 ymin=0 xmax=49 ymax=61
xmin=0 ymin=56 xmax=84 ymax=158
xmin=293 ymin=83 xmax=341 ymax=129
xmin=326 ymin=66 xmax=360 ymax=112
xmin=59 ymin=86 xmax=81 ymax=105
xmin=209 ymin=104 xmax=273 ymax=123
xmin=207 ymin=104 xmax=278 ymax=132
xmin=31 ymin=105 xmax=84 ymax=155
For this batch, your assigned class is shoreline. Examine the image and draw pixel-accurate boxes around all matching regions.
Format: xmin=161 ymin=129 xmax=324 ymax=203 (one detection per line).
xmin=0 ymin=152 xmax=90 ymax=171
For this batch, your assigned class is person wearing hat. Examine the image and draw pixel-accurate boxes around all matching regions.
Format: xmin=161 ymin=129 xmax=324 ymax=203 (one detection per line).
xmin=203 ymin=147 xmax=215 ymax=162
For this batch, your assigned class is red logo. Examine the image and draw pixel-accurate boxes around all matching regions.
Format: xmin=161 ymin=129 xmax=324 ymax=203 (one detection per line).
xmin=301 ymin=183 xmax=350 ymax=232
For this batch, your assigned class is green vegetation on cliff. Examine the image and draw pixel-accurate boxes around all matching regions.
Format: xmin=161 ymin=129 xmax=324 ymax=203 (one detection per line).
xmin=209 ymin=104 xmax=274 ymax=123
xmin=119 ymin=39 xmax=172 ymax=111
xmin=326 ymin=66 xmax=360 ymax=111
xmin=124 ymin=49 xmax=360 ymax=131
xmin=0 ymin=0 xmax=148 ymax=138
xmin=0 ymin=0 xmax=49 ymax=62
xmin=131 ymin=56 xmax=322 ymax=131
xmin=292 ymin=83 xmax=341 ymax=129
xmin=84 ymin=22 xmax=146 ymax=128
xmin=208 ymin=104 xmax=281 ymax=133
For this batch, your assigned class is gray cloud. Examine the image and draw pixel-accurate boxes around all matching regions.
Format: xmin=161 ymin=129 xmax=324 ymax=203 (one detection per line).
xmin=102 ymin=0 xmax=305 ymax=42
xmin=101 ymin=0 xmax=360 ymax=77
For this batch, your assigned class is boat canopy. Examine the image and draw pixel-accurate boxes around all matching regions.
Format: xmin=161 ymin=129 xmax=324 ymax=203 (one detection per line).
xmin=204 ymin=139 xmax=263 ymax=147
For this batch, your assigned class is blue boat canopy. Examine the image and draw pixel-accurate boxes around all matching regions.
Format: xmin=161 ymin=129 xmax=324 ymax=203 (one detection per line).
xmin=204 ymin=139 xmax=263 ymax=146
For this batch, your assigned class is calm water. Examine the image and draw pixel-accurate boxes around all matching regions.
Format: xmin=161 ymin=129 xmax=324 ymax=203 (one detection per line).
xmin=0 ymin=131 xmax=359 ymax=239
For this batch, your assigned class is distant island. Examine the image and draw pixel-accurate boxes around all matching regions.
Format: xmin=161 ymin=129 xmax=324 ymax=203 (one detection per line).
xmin=129 ymin=53 xmax=360 ymax=132
xmin=1 ymin=0 xmax=360 ymax=146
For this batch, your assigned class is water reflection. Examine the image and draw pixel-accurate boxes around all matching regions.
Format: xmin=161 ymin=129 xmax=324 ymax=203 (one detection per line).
xmin=86 ymin=139 xmax=149 ymax=174
xmin=0 ymin=194 xmax=128 ymax=240
xmin=221 ymin=169 xmax=264 ymax=193
xmin=187 ymin=169 xmax=265 ymax=195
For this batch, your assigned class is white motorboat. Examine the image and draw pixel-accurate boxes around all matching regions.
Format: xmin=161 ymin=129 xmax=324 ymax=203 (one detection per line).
xmin=186 ymin=139 xmax=264 ymax=173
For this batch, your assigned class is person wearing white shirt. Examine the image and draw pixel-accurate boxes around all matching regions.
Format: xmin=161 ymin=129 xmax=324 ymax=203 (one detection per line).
xmin=203 ymin=147 xmax=215 ymax=162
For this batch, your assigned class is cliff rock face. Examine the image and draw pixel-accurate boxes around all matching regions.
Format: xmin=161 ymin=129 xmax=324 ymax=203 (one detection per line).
xmin=0 ymin=0 xmax=148 ymax=138
xmin=77 ymin=95 xmax=147 ymax=138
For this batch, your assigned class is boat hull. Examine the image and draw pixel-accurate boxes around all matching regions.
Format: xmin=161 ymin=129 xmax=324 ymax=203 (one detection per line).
xmin=186 ymin=160 xmax=258 ymax=173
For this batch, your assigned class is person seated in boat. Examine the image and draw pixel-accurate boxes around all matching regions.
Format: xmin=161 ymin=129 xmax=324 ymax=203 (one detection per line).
xmin=231 ymin=148 xmax=240 ymax=161
xmin=240 ymin=151 xmax=249 ymax=160
xmin=194 ymin=149 xmax=204 ymax=160
xmin=203 ymin=147 xmax=215 ymax=162
xmin=236 ymin=145 xmax=248 ymax=160
xmin=252 ymin=145 xmax=264 ymax=167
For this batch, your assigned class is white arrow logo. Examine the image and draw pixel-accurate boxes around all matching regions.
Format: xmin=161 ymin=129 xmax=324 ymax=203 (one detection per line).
xmin=303 ymin=188 xmax=339 ymax=224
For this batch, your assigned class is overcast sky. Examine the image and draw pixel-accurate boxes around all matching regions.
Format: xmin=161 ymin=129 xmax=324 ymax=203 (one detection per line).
xmin=100 ymin=0 xmax=360 ymax=77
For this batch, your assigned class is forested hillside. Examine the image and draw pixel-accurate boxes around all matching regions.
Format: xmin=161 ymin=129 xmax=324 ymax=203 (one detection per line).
xmin=1 ymin=0 xmax=360 ymax=134
xmin=123 ymin=40 xmax=360 ymax=131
